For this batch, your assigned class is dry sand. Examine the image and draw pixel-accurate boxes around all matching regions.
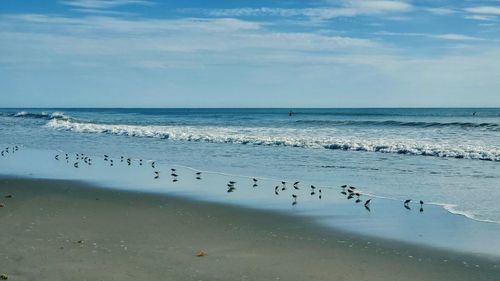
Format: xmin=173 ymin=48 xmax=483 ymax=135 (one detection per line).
xmin=0 ymin=177 xmax=498 ymax=281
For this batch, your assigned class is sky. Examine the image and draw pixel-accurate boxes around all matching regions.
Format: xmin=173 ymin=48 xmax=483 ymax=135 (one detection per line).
xmin=1 ymin=0 xmax=500 ymax=108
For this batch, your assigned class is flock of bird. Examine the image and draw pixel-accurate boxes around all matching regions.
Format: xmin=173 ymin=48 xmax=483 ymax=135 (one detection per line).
xmin=1 ymin=146 xmax=425 ymax=212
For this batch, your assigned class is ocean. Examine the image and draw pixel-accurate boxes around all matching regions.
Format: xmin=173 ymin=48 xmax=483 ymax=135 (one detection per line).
xmin=0 ymin=108 xmax=500 ymax=240
xmin=1 ymin=107 xmax=499 ymax=227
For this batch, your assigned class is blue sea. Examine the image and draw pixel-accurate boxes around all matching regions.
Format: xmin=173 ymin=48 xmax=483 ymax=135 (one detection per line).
xmin=1 ymin=108 xmax=500 ymax=232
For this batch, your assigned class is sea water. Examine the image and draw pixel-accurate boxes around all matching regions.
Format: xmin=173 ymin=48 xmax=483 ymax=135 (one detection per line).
xmin=1 ymin=108 xmax=499 ymax=225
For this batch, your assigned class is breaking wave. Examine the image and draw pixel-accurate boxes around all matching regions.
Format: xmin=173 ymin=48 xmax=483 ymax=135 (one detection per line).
xmin=46 ymin=119 xmax=500 ymax=162
xmin=11 ymin=111 xmax=70 ymax=120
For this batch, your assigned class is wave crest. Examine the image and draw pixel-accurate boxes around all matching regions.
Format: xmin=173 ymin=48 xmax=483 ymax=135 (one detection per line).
xmin=11 ymin=111 xmax=70 ymax=120
xmin=46 ymin=119 xmax=500 ymax=162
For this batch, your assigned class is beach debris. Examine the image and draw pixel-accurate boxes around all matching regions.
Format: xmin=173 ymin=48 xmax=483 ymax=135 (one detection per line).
xmin=0 ymin=273 xmax=8 ymax=280
xmin=196 ymin=250 xmax=207 ymax=257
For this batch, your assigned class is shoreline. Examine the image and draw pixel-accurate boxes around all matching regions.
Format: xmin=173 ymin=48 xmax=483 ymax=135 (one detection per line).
xmin=1 ymin=176 xmax=499 ymax=280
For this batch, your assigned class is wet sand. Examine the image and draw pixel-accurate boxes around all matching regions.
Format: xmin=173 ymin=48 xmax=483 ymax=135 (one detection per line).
xmin=0 ymin=177 xmax=499 ymax=281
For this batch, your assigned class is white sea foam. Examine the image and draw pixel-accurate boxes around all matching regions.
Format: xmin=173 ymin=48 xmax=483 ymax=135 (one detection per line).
xmin=45 ymin=119 xmax=500 ymax=161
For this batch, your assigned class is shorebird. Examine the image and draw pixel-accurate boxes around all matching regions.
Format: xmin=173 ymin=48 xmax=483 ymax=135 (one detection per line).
xmin=171 ymin=173 xmax=178 ymax=177
xmin=294 ymin=181 xmax=300 ymax=186
xmin=341 ymin=191 xmax=347 ymax=195
xmin=55 ymin=155 xmax=59 ymax=160
xmin=341 ymin=185 xmax=347 ymax=188
xmin=253 ymin=178 xmax=258 ymax=183
xmin=154 ymin=171 xmax=160 ymax=179
xmin=74 ymin=162 xmax=79 ymax=168
xmin=355 ymin=199 xmax=361 ymax=203
xmin=121 ymin=156 xmax=124 ymax=162
xmin=310 ymin=191 xmax=316 ymax=196
xmin=171 ymin=168 xmax=176 ymax=172
xmin=292 ymin=194 xmax=297 ymax=202
xmin=404 ymin=199 xmax=411 ymax=206
xmin=196 ymin=172 xmax=202 ymax=176
xmin=252 ymin=184 xmax=258 ymax=187
xmin=419 ymin=200 xmax=424 ymax=212
xmin=227 ymin=187 xmax=236 ymax=193
xmin=229 ymin=181 xmax=236 ymax=185
xmin=310 ymin=185 xmax=316 ymax=190
xmin=364 ymin=199 xmax=371 ymax=207
xmin=274 ymin=186 xmax=279 ymax=195
xmin=349 ymin=186 xmax=356 ymax=190
xmin=151 ymin=161 xmax=156 ymax=168
xmin=281 ymin=181 xmax=286 ymax=185
xmin=110 ymin=159 xmax=114 ymax=166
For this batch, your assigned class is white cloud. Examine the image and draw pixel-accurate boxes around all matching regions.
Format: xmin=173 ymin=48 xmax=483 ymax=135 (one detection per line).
xmin=61 ymin=0 xmax=153 ymax=9
xmin=465 ymin=14 xmax=497 ymax=21
xmin=190 ymin=1 xmax=412 ymax=20
xmin=0 ymin=13 xmax=382 ymax=71
xmin=376 ymin=31 xmax=485 ymax=41
xmin=424 ymin=7 xmax=456 ymax=16
xmin=464 ymin=6 xmax=500 ymax=15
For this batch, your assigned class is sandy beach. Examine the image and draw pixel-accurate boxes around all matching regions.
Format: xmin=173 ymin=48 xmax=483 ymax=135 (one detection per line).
xmin=1 ymin=177 xmax=498 ymax=281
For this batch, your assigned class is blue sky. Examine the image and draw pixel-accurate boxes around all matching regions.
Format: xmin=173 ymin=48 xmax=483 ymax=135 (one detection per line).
xmin=1 ymin=0 xmax=500 ymax=107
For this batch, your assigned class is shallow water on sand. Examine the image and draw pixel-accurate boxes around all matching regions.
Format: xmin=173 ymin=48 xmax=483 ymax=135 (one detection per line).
xmin=1 ymin=147 xmax=500 ymax=258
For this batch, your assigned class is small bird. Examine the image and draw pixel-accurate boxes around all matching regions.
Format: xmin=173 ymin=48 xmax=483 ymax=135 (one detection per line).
xmin=171 ymin=173 xmax=178 ymax=177
xmin=154 ymin=171 xmax=160 ymax=179
xmin=171 ymin=168 xmax=176 ymax=172
xmin=310 ymin=191 xmax=315 ymax=196
xmin=311 ymin=185 xmax=316 ymax=190
xmin=404 ymin=199 xmax=411 ymax=206
xmin=349 ymin=186 xmax=356 ymax=190
xmin=227 ymin=187 xmax=236 ymax=193
xmin=196 ymin=172 xmax=202 ymax=176
xmin=253 ymin=178 xmax=258 ymax=183
xmin=151 ymin=161 xmax=156 ymax=168
xmin=355 ymin=199 xmax=361 ymax=203
xmin=293 ymin=181 xmax=300 ymax=186
xmin=341 ymin=185 xmax=347 ymax=188
xmin=292 ymin=194 xmax=297 ymax=201
xmin=281 ymin=181 xmax=286 ymax=185
xmin=139 ymin=159 xmax=143 ymax=165
xmin=229 ymin=181 xmax=236 ymax=185
xmin=252 ymin=184 xmax=258 ymax=188
xmin=74 ymin=162 xmax=79 ymax=168
xmin=364 ymin=199 xmax=371 ymax=207
xmin=341 ymin=191 xmax=347 ymax=195
xmin=55 ymin=155 xmax=59 ymax=160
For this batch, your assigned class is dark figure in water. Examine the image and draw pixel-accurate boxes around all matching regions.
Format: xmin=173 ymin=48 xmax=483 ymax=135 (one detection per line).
xmin=289 ymin=110 xmax=293 ymax=116
xmin=420 ymin=200 xmax=424 ymax=212
xmin=364 ymin=199 xmax=371 ymax=211
xmin=404 ymin=199 xmax=411 ymax=210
